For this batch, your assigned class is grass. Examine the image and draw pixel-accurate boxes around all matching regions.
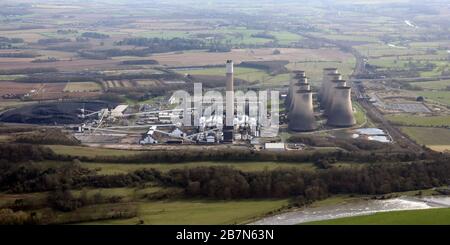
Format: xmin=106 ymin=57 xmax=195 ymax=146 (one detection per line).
xmin=46 ymin=145 xmax=140 ymax=157
xmin=400 ymin=127 xmax=450 ymax=152
xmin=411 ymin=80 xmax=450 ymax=90
xmin=81 ymin=161 xmax=317 ymax=175
xmin=418 ymin=91 xmax=450 ymax=106
xmin=386 ymin=115 xmax=450 ymax=127
xmin=303 ymin=208 xmax=450 ymax=225
xmin=78 ymin=199 xmax=290 ymax=225
xmin=63 ymin=82 xmax=101 ymax=92
xmin=353 ymin=102 xmax=369 ymax=126
xmin=175 ymin=66 xmax=291 ymax=87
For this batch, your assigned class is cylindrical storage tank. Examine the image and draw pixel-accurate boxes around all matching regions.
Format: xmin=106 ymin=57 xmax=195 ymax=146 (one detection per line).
xmin=289 ymin=89 xmax=317 ymax=132
xmin=327 ymin=86 xmax=356 ymax=127
xmin=325 ymin=79 xmax=347 ymax=114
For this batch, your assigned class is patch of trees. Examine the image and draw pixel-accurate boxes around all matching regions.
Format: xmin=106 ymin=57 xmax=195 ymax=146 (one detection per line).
xmin=57 ymin=29 xmax=78 ymax=35
xmin=0 ymin=52 xmax=39 ymax=58
xmin=0 ymin=208 xmax=38 ymax=225
xmin=239 ymin=60 xmax=289 ymax=75
xmin=166 ymin=160 xmax=450 ymax=199
xmin=116 ymin=37 xmax=208 ymax=53
xmin=14 ymin=129 xmax=80 ymax=146
xmin=37 ymin=38 xmax=71 ymax=45
xmin=0 ymin=143 xmax=55 ymax=163
xmin=120 ymin=59 xmax=159 ymax=65
xmin=251 ymin=32 xmax=276 ymax=40
xmin=287 ymin=135 xmax=389 ymax=152
xmin=0 ymin=36 xmax=24 ymax=45
xmin=0 ymin=67 xmax=57 ymax=75
xmin=31 ymin=57 xmax=59 ymax=63
xmin=81 ymin=32 xmax=110 ymax=39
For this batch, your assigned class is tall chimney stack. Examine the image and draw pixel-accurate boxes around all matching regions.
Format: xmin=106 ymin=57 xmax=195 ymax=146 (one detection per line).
xmin=223 ymin=60 xmax=235 ymax=142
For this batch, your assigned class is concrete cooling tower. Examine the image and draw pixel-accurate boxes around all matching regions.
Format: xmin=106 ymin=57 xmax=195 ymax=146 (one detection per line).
xmin=288 ymin=74 xmax=317 ymax=132
xmin=288 ymin=89 xmax=317 ymax=132
xmin=320 ymin=68 xmax=340 ymax=110
xmin=325 ymin=79 xmax=347 ymax=115
xmin=288 ymin=75 xmax=309 ymax=112
xmin=327 ymin=86 xmax=356 ymax=127
xmin=322 ymin=73 xmax=342 ymax=115
xmin=285 ymin=71 xmax=306 ymax=110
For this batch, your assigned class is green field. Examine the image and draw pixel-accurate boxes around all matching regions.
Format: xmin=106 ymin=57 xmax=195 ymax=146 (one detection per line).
xmin=418 ymin=91 xmax=450 ymax=106
xmin=400 ymin=127 xmax=450 ymax=152
xmin=411 ymin=80 xmax=450 ymax=90
xmin=386 ymin=115 xmax=450 ymax=127
xmin=78 ymin=199 xmax=290 ymax=225
xmin=63 ymin=81 xmax=102 ymax=92
xmin=46 ymin=145 xmax=140 ymax=157
xmin=303 ymin=208 xmax=450 ymax=225
xmin=175 ymin=66 xmax=290 ymax=86
xmin=81 ymin=161 xmax=316 ymax=175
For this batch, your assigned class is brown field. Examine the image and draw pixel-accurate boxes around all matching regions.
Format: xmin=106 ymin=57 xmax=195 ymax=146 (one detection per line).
xmin=0 ymin=58 xmax=121 ymax=72
xmin=151 ymin=48 xmax=353 ymax=67
xmin=0 ymin=82 xmax=40 ymax=96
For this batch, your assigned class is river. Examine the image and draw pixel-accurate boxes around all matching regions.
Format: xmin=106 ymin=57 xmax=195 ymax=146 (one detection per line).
xmin=250 ymin=196 xmax=450 ymax=225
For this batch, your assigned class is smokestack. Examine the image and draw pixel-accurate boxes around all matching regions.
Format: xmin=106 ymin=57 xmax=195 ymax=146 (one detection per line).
xmin=223 ymin=60 xmax=235 ymax=142
xmin=325 ymin=79 xmax=347 ymax=114
xmin=225 ymin=60 xmax=234 ymax=124
xmin=288 ymin=88 xmax=317 ymax=132
xmin=327 ymin=86 xmax=356 ymax=127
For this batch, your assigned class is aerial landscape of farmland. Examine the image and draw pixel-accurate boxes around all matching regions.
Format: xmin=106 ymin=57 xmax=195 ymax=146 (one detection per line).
xmin=0 ymin=0 xmax=449 ymax=233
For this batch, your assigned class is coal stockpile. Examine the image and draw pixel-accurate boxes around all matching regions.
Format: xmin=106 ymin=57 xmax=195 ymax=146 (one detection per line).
xmin=0 ymin=101 xmax=116 ymax=125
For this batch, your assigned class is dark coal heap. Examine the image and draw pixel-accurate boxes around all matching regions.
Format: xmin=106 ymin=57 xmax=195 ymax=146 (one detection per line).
xmin=0 ymin=101 xmax=116 ymax=125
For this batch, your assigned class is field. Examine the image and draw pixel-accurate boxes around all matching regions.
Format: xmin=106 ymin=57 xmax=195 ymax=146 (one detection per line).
xmin=63 ymin=81 xmax=101 ymax=92
xmin=79 ymin=161 xmax=317 ymax=174
xmin=303 ymin=208 xmax=450 ymax=225
xmin=46 ymin=145 xmax=141 ymax=157
xmin=418 ymin=91 xmax=450 ymax=106
xmin=411 ymin=80 xmax=450 ymax=90
xmin=386 ymin=115 xmax=450 ymax=127
xmin=79 ymin=199 xmax=290 ymax=225
xmin=400 ymin=127 xmax=450 ymax=152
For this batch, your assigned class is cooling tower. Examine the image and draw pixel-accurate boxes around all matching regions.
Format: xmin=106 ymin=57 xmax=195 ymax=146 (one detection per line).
xmin=327 ymin=86 xmax=356 ymax=127
xmin=322 ymin=73 xmax=342 ymax=114
xmin=325 ymin=79 xmax=347 ymax=115
xmin=320 ymin=68 xmax=339 ymax=110
xmin=288 ymin=88 xmax=317 ymax=132
xmin=285 ymin=71 xmax=306 ymax=111
xmin=288 ymin=75 xmax=310 ymax=112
